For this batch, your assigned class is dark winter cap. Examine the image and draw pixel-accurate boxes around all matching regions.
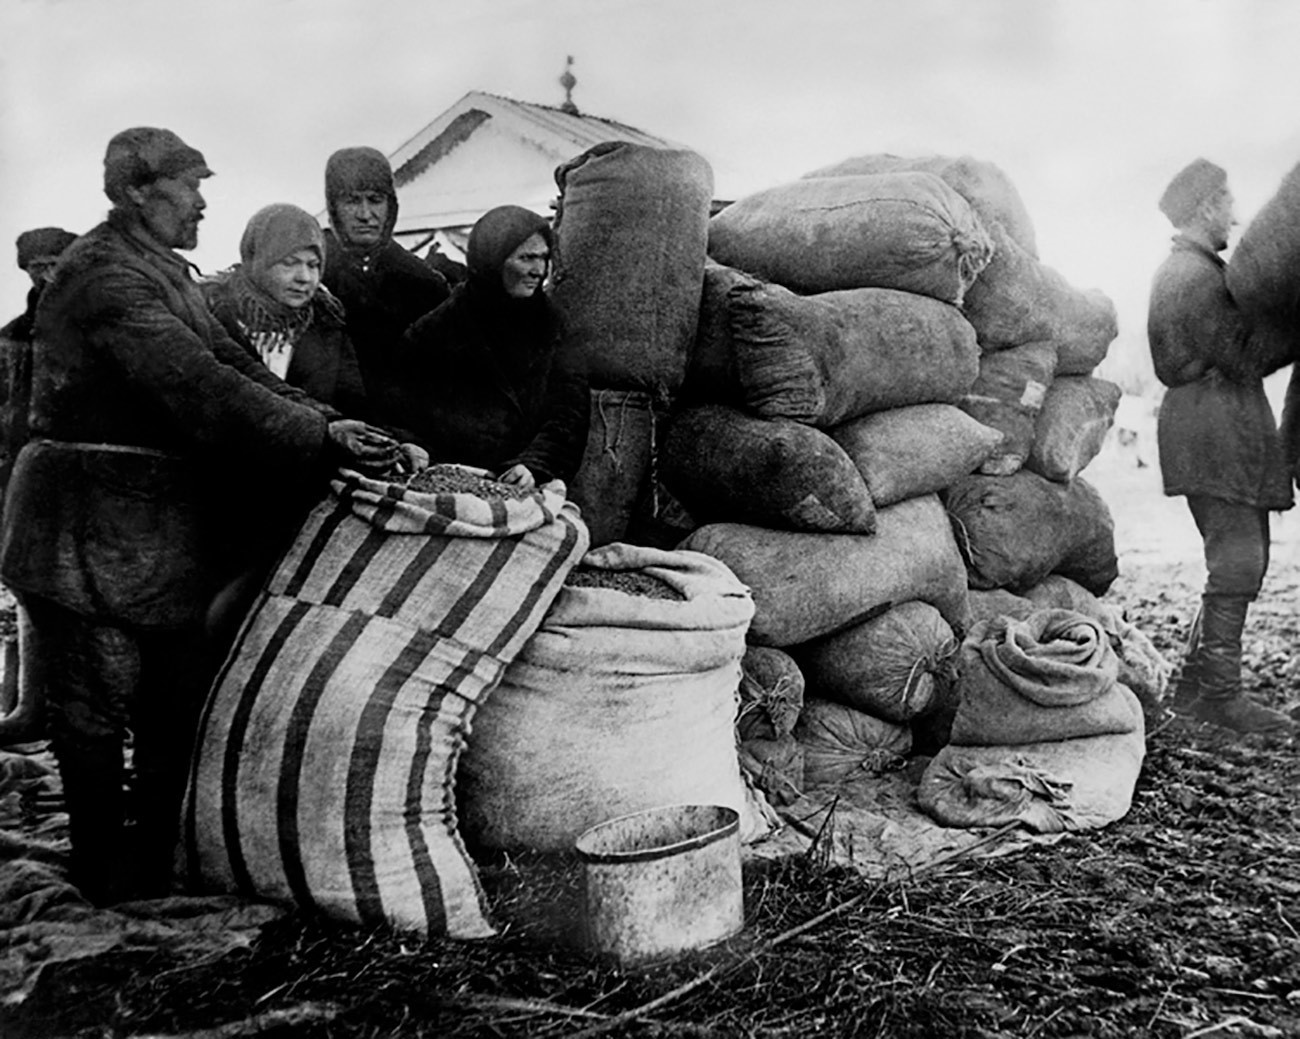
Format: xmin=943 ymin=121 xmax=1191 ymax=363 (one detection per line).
xmin=103 ymin=127 xmax=212 ymax=204
xmin=466 ymin=205 xmax=553 ymax=279
xmin=16 ymin=227 xmax=78 ymax=270
xmin=1158 ymin=158 xmax=1227 ymax=226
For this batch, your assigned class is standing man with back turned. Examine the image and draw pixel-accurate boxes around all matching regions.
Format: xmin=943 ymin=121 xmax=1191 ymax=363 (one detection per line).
xmin=1147 ymin=158 xmax=1295 ymax=738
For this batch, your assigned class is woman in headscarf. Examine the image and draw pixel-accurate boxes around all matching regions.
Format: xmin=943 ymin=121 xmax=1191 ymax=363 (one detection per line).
xmin=398 ymin=204 xmax=589 ymax=489
xmin=203 ymin=203 xmax=370 ymax=418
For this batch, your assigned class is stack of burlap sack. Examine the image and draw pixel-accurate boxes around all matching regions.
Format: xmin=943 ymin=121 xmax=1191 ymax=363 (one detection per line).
xmin=632 ymin=152 xmax=1170 ymax=831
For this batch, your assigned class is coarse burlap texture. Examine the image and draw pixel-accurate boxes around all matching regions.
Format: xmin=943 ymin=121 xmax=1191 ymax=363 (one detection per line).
xmin=551 ymin=142 xmax=713 ymax=393
xmin=1025 ymin=376 xmax=1122 ymax=483
xmin=681 ymin=493 xmax=972 ymax=648
xmin=918 ymin=723 xmax=1146 ymax=833
xmin=804 ymin=152 xmax=1038 ymax=258
xmin=795 ymin=698 xmax=912 ymax=788
xmin=567 ymin=388 xmax=666 ymax=549
xmin=830 ymin=403 xmax=1004 ymax=508
xmin=708 ymin=172 xmax=993 ymax=304
xmin=660 ymin=404 xmax=876 ymax=533
xmin=958 ymin=341 xmax=1058 ymax=476
xmin=1226 ymin=160 xmax=1300 ymax=322
xmin=796 ymin=601 xmax=958 ymax=724
xmin=739 ymin=735 xmax=805 ymax=807
xmin=183 ymin=470 xmax=589 ymax=939
xmin=724 ymin=274 xmax=980 ymax=427
xmin=944 ymin=470 xmax=1118 ymax=596
xmin=961 ymin=221 xmax=1118 ymax=370
xmin=457 ymin=543 xmax=772 ymax=853
xmin=738 ymin=644 xmax=806 ymax=742
xmin=682 ymin=262 xmax=747 ymax=407
xmin=949 ymin=609 xmax=1143 ymax=746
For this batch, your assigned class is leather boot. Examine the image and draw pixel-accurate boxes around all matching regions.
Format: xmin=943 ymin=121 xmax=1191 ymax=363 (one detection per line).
xmin=1170 ymin=606 xmax=1204 ymax=714
xmin=1189 ymin=595 xmax=1295 ymax=736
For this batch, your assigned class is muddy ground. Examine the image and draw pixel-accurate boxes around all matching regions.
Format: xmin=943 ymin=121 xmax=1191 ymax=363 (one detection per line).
xmin=4 ymin=442 xmax=1300 ymax=1039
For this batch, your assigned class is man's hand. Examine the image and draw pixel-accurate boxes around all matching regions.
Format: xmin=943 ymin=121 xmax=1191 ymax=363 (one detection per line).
xmin=497 ymin=463 xmax=537 ymax=491
xmin=327 ymin=419 xmax=400 ymax=472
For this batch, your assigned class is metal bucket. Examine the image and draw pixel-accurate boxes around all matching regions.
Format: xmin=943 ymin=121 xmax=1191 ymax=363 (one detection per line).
xmin=574 ymin=803 xmax=743 ymax=965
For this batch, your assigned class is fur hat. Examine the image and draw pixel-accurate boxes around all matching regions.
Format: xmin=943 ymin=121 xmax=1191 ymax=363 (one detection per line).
xmin=324 ymin=147 xmax=398 ymax=242
xmin=1158 ymin=159 xmax=1227 ymax=227
xmin=15 ymin=227 xmax=78 ymax=270
xmin=103 ymin=127 xmax=212 ymax=205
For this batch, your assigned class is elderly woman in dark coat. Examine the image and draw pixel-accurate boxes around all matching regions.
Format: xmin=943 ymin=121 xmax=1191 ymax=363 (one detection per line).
xmin=398 ymin=205 xmax=589 ymax=489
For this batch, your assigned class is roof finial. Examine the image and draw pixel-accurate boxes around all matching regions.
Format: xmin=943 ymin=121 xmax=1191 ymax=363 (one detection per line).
xmin=559 ymin=55 xmax=578 ymax=115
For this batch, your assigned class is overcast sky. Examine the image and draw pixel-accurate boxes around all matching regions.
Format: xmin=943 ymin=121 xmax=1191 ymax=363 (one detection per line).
xmin=3 ymin=0 xmax=1300 ymax=391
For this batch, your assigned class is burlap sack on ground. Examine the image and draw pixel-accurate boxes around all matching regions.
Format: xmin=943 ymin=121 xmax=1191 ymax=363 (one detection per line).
xmin=719 ymin=274 xmax=979 ymax=427
xmin=738 ymin=645 xmax=805 ymax=741
xmin=830 ymin=404 xmax=1003 ymax=507
xmin=795 ymin=698 xmax=912 ymax=788
xmin=739 ymin=735 xmax=804 ymax=807
xmin=1226 ymin=160 xmax=1300 ymax=322
xmin=682 ymin=493 xmax=972 ymax=648
xmin=1026 ymin=376 xmax=1122 ymax=482
xmin=804 ymin=153 xmax=1038 ymax=258
xmin=184 ymin=469 xmax=588 ymax=939
xmin=944 ymin=470 xmax=1118 ymax=595
xmin=962 ymin=221 xmax=1118 ymax=367
xmin=552 ymin=142 xmax=713 ymax=393
xmin=457 ymin=543 xmax=771 ymax=852
xmin=966 ymin=588 xmax=1037 ymax=627
xmin=958 ymin=341 xmax=1058 ymax=475
xmin=1022 ymin=576 xmax=1172 ymax=719
xmin=660 ymin=404 xmax=876 ymax=533
xmin=918 ymin=726 xmax=1146 ymax=833
xmin=795 ymin=601 xmax=958 ymax=724
xmin=950 ymin=610 xmax=1142 ymax=746
xmin=708 ymin=172 xmax=993 ymax=304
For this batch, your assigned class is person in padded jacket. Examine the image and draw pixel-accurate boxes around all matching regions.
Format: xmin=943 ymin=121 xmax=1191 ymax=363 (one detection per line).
xmin=0 ymin=128 xmax=401 ymax=905
xmin=1147 ymin=158 xmax=1294 ymax=738
xmin=397 ymin=205 xmax=589 ymax=489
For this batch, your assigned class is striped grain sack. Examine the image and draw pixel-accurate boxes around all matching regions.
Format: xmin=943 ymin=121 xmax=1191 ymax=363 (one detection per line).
xmin=457 ymin=543 xmax=769 ymax=852
xmin=660 ymin=404 xmax=877 ymax=533
xmin=182 ymin=467 xmax=589 ymax=939
xmin=958 ymin=341 xmax=1058 ymax=476
xmin=804 ymin=152 xmax=1039 ymax=258
xmin=1025 ymin=376 xmax=1122 ymax=483
xmin=829 ymin=404 xmax=1003 ymax=508
xmin=708 ymin=173 xmax=993 ymax=304
xmin=551 ymin=141 xmax=713 ymax=394
xmin=795 ymin=601 xmax=959 ymax=724
xmin=944 ymin=470 xmax=1118 ymax=596
xmin=724 ymin=273 xmax=980 ymax=426
xmin=681 ymin=493 xmax=973 ymax=647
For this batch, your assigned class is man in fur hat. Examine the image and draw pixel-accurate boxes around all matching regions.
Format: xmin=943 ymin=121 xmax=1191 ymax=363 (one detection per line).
xmin=321 ymin=146 xmax=449 ymax=428
xmin=1147 ymin=158 xmax=1294 ymax=737
xmin=0 ymin=127 xmax=403 ymax=904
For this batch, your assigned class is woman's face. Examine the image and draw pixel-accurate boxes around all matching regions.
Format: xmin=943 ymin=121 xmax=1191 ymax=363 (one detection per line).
xmin=501 ymin=233 xmax=549 ymax=298
xmin=259 ymin=247 xmax=321 ymax=308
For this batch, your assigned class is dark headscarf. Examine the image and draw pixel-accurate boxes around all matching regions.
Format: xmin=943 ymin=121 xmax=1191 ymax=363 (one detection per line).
xmin=465 ymin=205 xmax=554 ymax=287
xmin=324 ymin=147 xmax=399 ymax=246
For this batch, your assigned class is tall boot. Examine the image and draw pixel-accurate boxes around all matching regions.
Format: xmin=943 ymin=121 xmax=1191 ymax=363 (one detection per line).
xmin=1189 ymin=594 xmax=1295 ymax=736
xmin=1170 ymin=605 xmax=1204 ymax=713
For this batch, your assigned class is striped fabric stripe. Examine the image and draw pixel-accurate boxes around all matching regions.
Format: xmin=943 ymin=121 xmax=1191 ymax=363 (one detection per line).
xmin=183 ymin=482 xmax=589 ymax=938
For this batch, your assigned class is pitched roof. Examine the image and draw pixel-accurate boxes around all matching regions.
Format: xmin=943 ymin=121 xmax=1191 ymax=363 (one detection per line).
xmin=388 ymin=90 xmax=681 ymax=189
